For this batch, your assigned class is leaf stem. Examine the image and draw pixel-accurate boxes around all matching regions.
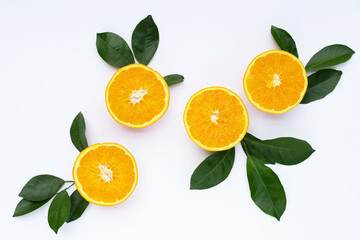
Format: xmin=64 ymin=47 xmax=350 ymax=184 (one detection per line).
xmin=55 ymin=183 xmax=75 ymax=196
xmin=64 ymin=183 xmax=75 ymax=191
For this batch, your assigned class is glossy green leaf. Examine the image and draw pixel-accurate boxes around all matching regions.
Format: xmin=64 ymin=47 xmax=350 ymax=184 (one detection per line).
xmin=190 ymin=148 xmax=235 ymax=190
xmin=305 ymin=44 xmax=355 ymax=71
xmin=48 ymin=190 xmax=71 ymax=234
xmin=242 ymin=133 xmax=315 ymax=166
xmin=243 ymin=142 xmax=286 ymax=220
xmin=70 ymin=112 xmax=88 ymax=152
xmin=271 ymin=25 xmax=298 ymax=57
xmin=246 ymin=157 xmax=286 ymax=220
xmin=131 ymin=15 xmax=159 ymax=65
xmin=241 ymin=134 xmax=275 ymax=164
xmin=164 ymin=74 xmax=184 ymax=86
xmin=66 ymin=190 xmax=89 ymax=223
xmin=301 ymin=69 xmax=342 ymax=104
xmin=96 ymin=32 xmax=135 ymax=68
xmin=19 ymin=175 xmax=65 ymax=201
xmin=13 ymin=198 xmax=50 ymax=217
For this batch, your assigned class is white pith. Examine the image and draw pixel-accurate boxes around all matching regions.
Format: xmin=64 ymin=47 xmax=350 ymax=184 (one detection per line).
xmin=130 ymin=89 xmax=148 ymax=104
xmin=210 ymin=110 xmax=219 ymax=124
xmin=98 ymin=164 xmax=113 ymax=182
xmin=267 ymin=73 xmax=281 ymax=88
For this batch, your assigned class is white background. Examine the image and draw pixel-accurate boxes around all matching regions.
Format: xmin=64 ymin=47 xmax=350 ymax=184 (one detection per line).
xmin=1 ymin=0 xmax=359 ymax=239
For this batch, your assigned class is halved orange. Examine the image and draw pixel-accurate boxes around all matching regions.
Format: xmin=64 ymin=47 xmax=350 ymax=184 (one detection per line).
xmin=73 ymin=143 xmax=138 ymax=206
xmin=105 ymin=63 xmax=170 ymax=128
xmin=243 ymin=50 xmax=308 ymax=114
xmin=184 ymin=87 xmax=249 ymax=151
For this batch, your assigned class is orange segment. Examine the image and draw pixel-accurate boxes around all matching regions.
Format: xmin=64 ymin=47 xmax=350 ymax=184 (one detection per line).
xmin=184 ymin=87 xmax=249 ymax=151
xmin=73 ymin=143 xmax=138 ymax=206
xmin=243 ymin=50 xmax=308 ymax=114
xmin=105 ymin=63 xmax=170 ymax=128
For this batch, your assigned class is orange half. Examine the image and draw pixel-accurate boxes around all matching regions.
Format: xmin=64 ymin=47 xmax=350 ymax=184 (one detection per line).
xmin=73 ymin=143 xmax=138 ymax=206
xmin=243 ymin=50 xmax=308 ymax=114
xmin=184 ymin=87 xmax=249 ymax=151
xmin=106 ymin=63 xmax=170 ymax=128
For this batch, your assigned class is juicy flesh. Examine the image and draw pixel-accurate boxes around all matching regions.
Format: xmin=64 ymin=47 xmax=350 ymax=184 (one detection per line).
xmin=107 ymin=67 xmax=167 ymax=125
xmin=246 ymin=52 xmax=306 ymax=112
xmin=186 ymin=89 xmax=247 ymax=149
xmin=76 ymin=145 xmax=136 ymax=204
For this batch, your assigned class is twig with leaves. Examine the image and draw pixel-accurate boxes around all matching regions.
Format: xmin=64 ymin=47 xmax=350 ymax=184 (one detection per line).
xmin=14 ymin=112 xmax=90 ymax=233
xmin=96 ymin=15 xmax=184 ymax=86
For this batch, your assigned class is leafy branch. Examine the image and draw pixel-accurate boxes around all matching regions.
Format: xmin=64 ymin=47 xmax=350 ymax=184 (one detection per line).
xmin=96 ymin=15 xmax=184 ymax=87
xmin=190 ymin=133 xmax=314 ymax=220
xmin=14 ymin=112 xmax=90 ymax=233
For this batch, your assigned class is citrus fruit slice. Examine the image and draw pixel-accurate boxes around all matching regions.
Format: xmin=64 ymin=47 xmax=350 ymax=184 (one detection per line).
xmin=105 ymin=63 xmax=170 ymax=128
xmin=243 ymin=50 xmax=308 ymax=114
xmin=73 ymin=143 xmax=138 ymax=206
xmin=184 ymin=87 xmax=249 ymax=151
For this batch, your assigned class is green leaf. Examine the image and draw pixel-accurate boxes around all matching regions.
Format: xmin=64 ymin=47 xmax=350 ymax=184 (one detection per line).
xmin=242 ymin=133 xmax=315 ymax=166
xmin=301 ymin=69 xmax=342 ymax=104
xmin=70 ymin=112 xmax=88 ymax=152
xmin=271 ymin=25 xmax=298 ymax=57
xmin=243 ymin=142 xmax=286 ymax=220
xmin=96 ymin=32 xmax=135 ymax=68
xmin=241 ymin=134 xmax=275 ymax=164
xmin=131 ymin=15 xmax=159 ymax=65
xmin=164 ymin=74 xmax=184 ymax=86
xmin=48 ymin=190 xmax=71 ymax=234
xmin=66 ymin=190 xmax=89 ymax=223
xmin=305 ymin=44 xmax=355 ymax=71
xmin=19 ymin=175 xmax=65 ymax=201
xmin=246 ymin=156 xmax=286 ymax=220
xmin=13 ymin=198 xmax=50 ymax=217
xmin=190 ymin=148 xmax=235 ymax=190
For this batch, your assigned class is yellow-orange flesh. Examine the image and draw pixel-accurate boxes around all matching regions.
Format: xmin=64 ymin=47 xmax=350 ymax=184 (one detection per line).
xmin=184 ymin=87 xmax=249 ymax=151
xmin=73 ymin=143 xmax=138 ymax=206
xmin=244 ymin=50 xmax=308 ymax=114
xmin=106 ymin=64 xmax=170 ymax=128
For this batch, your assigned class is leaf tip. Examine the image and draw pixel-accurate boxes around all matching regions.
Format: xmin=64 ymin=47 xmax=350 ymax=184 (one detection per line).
xmin=50 ymin=225 xmax=59 ymax=234
xmin=274 ymin=212 xmax=283 ymax=221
